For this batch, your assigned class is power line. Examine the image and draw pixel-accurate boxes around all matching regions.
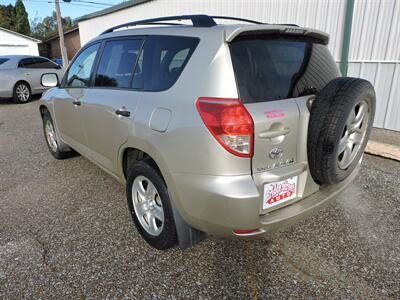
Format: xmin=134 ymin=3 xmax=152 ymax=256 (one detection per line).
xmin=20 ymin=0 xmax=111 ymax=8
xmin=1 ymin=0 xmax=116 ymax=7
xmin=71 ymin=0 xmax=112 ymax=7
xmin=65 ymin=1 xmax=111 ymax=8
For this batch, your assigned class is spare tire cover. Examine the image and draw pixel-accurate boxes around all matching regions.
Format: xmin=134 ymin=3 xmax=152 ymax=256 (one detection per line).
xmin=307 ymin=77 xmax=376 ymax=185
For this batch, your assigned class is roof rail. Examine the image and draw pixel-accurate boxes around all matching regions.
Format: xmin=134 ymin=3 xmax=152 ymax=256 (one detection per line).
xmin=211 ymin=16 xmax=264 ymax=25
xmin=278 ymin=23 xmax=299 ymax=27
xmin=100 ymin=14 xmax=269 ymax=35
xmin=101 ymin=14 xmax=217 ymax=35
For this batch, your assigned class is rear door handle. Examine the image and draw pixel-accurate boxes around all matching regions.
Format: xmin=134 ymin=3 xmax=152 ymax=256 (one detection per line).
xmin=73 ymin=99 xmax=81 ymax=106
xmin=115 ymin=108 xmax=130 ymax=117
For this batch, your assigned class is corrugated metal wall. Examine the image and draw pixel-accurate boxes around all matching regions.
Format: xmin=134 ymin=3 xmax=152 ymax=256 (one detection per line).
xmin=348 ymin=0 xmax=400 ymax=131
xmin=79 ymin=0 xmax=347 ymax=59
xmin=78 ymin=0 xmax=400 ymax=131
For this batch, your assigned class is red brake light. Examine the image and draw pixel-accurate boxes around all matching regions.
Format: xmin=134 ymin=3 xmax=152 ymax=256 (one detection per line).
xmin=196 ymin=97 xmax=254 ymax=157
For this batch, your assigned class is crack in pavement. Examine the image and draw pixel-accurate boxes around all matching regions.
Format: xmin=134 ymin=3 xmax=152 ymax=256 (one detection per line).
xmin=28 ymin=231 xmax=49 ymax=267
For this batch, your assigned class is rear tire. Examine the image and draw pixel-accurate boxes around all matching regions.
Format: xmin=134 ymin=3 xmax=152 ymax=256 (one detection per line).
xmin=307 ymin=77 xmax=375 ymax=185
xmin=42 ymin=112 xmax=75 ymax=159
xmin=126 ymin=160 xmax=177 ymax=250
xmin=13 ymin=82 xmax=31 ymax=103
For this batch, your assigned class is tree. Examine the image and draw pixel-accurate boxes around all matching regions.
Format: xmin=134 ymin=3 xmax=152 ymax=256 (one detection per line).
xmin=0 ymin=4 xmax=16 ymax=30
xmin=31 ymin=11 xmax=73 ymax=40
xmin=14 ymin=0 xmax=30 ymax=35
xmin=0 ymin=1 xmax=30 ymax=35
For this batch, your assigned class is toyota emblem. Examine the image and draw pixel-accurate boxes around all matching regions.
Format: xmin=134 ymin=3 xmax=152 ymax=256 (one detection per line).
xmin=269 ymin=148 xmax=284 ymax=159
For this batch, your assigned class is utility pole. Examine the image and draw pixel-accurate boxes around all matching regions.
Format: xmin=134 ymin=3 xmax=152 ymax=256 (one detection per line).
xmin=54 ymin=0 xmax=69 ymax=67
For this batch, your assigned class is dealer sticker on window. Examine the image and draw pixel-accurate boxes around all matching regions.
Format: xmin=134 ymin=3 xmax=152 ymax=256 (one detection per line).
xmin=263 ymin=176 xmax=298 ymax=210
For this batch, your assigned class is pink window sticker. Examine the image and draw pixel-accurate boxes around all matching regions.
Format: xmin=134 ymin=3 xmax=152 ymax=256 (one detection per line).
xmin=264 ymin=109 xmax=286 ymax=118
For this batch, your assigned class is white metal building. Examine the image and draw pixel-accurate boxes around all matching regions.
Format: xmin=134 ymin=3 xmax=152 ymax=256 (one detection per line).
xmin=0 ymin=27 xmax=40 ymax=56
xmin=76 ymin=0 xmax=400 ymax=131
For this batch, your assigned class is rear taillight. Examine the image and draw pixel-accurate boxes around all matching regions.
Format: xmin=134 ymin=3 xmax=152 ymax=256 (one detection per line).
xmin=196 ymin=97 xmax=254 ymax=158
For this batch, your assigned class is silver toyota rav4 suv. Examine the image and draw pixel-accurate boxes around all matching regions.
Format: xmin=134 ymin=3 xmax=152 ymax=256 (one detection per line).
xmin=39 ymin=15 xmax=375 ymax=250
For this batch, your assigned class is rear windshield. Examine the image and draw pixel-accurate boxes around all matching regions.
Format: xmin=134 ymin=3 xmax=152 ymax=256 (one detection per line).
xmin=0 ymin=58 xmax=9 ymax=66
xmin=230 ymin=35 xmax=340 ymax=103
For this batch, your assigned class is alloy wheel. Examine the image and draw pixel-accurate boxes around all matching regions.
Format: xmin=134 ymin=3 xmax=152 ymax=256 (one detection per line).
xmin=132 ymin=175 xmax=164 ymax=236
xmin=45 ymin=120 xmax=58 ymax=152
xmin=337 ymin=99 xmax=370 ymax=169
xmin=16 ymin=84 xmax=30 ymax=102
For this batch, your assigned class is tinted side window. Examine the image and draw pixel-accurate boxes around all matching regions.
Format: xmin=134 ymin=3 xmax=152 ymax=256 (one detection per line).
xmin=66 ymin=43 xmax=100 ymax=88
xmin=35 ymin=57 xmax=59 ymax=69
xmin=230 ymin=36 xmax=339 ymax=103
xmin=18 ymin=58 xmax=36 ymax=68
xmin=137 ymin=36 xmax=199 ymax=91
xmin=95 ymin=39 xmax=142 ymax=88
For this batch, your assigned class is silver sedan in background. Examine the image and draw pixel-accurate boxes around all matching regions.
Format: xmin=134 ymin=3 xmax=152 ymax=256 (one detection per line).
xmin=0 ymin=55 xmax=64 ymax=103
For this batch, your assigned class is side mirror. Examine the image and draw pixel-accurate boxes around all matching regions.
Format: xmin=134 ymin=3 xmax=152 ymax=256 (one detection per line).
xmin=41 ymin=73 xmax=59 ymax=87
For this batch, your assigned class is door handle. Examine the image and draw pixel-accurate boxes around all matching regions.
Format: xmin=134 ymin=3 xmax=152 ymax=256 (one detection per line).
xmin=115 ymin=108 xmax=130 ymax=117
xmin=73 ymin=99 xmax=81 ymax=106
xmin=259 ymin=128 xmax=290 ymax=139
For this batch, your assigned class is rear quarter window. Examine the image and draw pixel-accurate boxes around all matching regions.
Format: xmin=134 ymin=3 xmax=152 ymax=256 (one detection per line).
xmin=229 ymin=35 xmax=340 ymax=103
xmin=137 ymin=35 xmax=199 ymax=91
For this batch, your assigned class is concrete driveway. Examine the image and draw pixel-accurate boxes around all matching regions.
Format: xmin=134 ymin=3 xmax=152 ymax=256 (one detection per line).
xmin=0 ymin=98 xmax=399 ymax=299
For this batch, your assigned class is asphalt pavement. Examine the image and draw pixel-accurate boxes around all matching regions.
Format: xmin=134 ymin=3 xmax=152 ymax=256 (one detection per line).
xmin=0 ymin=98 xmax=399 ymax=299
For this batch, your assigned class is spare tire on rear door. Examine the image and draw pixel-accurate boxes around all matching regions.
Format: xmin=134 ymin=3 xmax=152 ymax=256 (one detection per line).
xmin=307 ymin=77 xmax=375 ymax=185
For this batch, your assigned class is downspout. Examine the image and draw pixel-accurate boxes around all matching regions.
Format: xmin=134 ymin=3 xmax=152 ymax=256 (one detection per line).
xmin=340 ymin=0 xmax=355 ymax=76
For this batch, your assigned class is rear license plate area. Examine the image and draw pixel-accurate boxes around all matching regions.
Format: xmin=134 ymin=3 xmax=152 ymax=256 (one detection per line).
xmin=263 ymin=176 xmax=298 ymax=210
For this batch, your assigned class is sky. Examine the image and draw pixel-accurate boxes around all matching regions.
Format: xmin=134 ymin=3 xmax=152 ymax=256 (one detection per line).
xmin=0 ymin=0 xmax=121 ymax=22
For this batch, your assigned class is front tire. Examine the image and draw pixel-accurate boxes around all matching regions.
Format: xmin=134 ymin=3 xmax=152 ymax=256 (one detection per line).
xmin=42 ymin=112 xmax=75 ymax=159
xmin=13 ymin=82 xmax=31 ymax=103
xmin=126 ymin=160 xmax=177 ymax=250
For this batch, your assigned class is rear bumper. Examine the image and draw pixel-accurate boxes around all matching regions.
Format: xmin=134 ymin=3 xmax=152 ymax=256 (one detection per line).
xmin=257 ymin=167 xmax=358 ymax=235
xmin=170 ymin=163 xmax=359 ymax=237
